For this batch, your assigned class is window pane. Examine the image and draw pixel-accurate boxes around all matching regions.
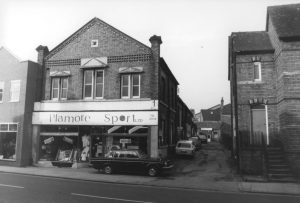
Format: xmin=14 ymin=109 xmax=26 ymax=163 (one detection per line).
xmin=96 ymin=71 xmax=103 ymax=83
xmin=61 ymin=78 xmax=68 ymax=88
xmin=0 ymin=132 xmax=16 ymax=160
xmin=96 ymin=84 xmax=103 ymax=97
xmin=10 ymin=80 xmax=21 ymax=102
xmin=84 ymin=85 xmax=92 ymax=98
xmin=0 ymin=124 xmax=8 ymax=131
xmin=52 ymin=78 xmax=59 ymax=88
xmin=254 ymin=62 xmax=261 ymax=80
xmin=122 ymin=75 xmax=129 ymax=86
xmin=132 ymin=75 xmax=139 ymax=86
xmin=0 ymin=93 xmax=2 ymax=102
xmin=84 ymin=71 xmax=93 ymax=84
xmin=133 ymin=86 xmax=139 ymax=97
xmin=122 ymin=87 xmax=129 ymax=97
xmin=53 ymin=89 xmax=59 ymax=99
xmin=61 ymin=89 xmax=67 ymax=99
xmin=9 ymin=124 xmax=17 ymax=132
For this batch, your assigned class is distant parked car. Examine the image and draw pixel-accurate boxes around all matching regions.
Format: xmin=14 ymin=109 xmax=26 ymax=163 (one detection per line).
xmin=188 ymin=136 xmax=202 ymax=150
xmin=198 ymin=134 xmax=208 ymax=144
xmin=175 ymin=140 xmax=195 ymax=157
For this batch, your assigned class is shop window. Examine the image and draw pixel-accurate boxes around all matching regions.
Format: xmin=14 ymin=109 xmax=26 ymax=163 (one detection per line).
xmin=51 ymin=77 xmax=68 ymax=100
xmin=0 ymin=81 xmax=4 ymax=103
xmin=0 ymin=123 xmax=18 ymax=160
xmin=121 ymin=74 xmax=140 ymax=99
xmin=84 ymin=70 xmax=104 ymax=99
xmin=254 ymin=62 xmax=262 ymax=82
xmin=10 ymin=80 xmax=20 ymax=102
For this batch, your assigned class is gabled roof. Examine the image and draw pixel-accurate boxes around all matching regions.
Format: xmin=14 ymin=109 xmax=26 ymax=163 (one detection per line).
xmin=45 ymin=17 xmax=151 ymax=60
xmin=0 ymin=47 xmax=20 ymax=63
xmin=267 ymin=4 xmax=300 ymax=40
xmin=222 ymin=103 xmax=231 ymax=115
xmin=201 ymin=108 xmax=220 ymax=121
xmin=231 ymin=31 xmax=274 ymax=54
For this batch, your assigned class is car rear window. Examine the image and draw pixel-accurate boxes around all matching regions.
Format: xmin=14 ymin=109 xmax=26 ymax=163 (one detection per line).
xmin=177 ymin=143 xmax=191 ymax=148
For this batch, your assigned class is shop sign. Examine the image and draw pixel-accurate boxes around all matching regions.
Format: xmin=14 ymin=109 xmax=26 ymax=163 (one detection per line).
xmin=120 ymin=139 xmax=131 ymax=144
xmin=44 ymin=137 xmax=54 ymax=144
xmin=32 ymin=111 xmax=158 ymax=126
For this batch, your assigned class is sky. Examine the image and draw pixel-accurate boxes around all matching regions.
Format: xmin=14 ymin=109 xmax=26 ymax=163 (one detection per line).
xmin=1 ymin=0 xmax=300 ymax=112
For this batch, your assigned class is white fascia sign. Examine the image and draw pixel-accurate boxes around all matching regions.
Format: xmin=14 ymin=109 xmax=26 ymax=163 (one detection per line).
xmin=32 ymin=111 xmax=158 ymax=126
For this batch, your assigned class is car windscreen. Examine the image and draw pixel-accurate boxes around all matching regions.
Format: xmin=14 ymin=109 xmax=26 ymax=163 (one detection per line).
xmin=177 ymin=143 xmax=191 ymax=148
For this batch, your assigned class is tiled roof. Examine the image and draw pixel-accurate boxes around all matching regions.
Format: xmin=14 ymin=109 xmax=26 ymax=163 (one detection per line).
xmin=231 ymin=31 xmax=274 ymax=53
xmin=201 ymin=109 xmax=220 ymax=121
xmin=222 ymin=104 xmax=231 ymax=115
xmin=267 ymin=4 xmax=300 ymax=39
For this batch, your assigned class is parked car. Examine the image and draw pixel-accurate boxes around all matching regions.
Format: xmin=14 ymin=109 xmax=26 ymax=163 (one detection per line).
xmin=175 ymin=140 xmax=196 ymax=157
xmin=90 ymin=149 xmax=174 ymax=177
xmin=198 ymin=134 xmax=208 ymax=144
xmin=188 ymin=136 xmax=202 ymax=150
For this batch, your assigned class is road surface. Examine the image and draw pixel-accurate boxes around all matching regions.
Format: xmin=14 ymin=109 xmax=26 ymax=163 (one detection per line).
xmin=0 ymin=172 xmax=299 ymax=203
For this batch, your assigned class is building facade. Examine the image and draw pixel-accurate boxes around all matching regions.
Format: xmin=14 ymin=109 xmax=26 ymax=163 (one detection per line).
xmin=229 ymin=4 xmax=300 ymax=177
xmin=0 ymin=47 xmax=42 ymax=166
xmin=31 ymin=18 xmax=190 ymax=166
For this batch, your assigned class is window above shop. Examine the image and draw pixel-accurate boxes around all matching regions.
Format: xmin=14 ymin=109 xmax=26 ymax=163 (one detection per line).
xmin=83 ymin=69 xmax=104 ymax=99
xmin=51 ymin=77 xmax=68 ymax=100
xmin=121 ymin=74 xmax=140 ymax=99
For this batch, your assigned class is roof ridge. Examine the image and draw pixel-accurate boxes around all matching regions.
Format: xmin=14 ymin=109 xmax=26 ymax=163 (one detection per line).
xmin=46 ymin=17 xmax=151 ymax=60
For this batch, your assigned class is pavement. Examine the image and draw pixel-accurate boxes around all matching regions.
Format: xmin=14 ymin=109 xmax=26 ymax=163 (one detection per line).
xmin=0 ymin=142 xmax=299 ymax=196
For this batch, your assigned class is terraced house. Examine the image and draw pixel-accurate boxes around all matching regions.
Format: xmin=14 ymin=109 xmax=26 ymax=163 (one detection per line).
xmin=229 ymin=4 xmax=300 ymax=180
xmin=32 ymin=18 xmax=192 ymax=167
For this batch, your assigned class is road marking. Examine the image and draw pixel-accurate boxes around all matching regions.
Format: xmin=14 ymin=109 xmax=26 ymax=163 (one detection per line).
xmin=71 ymin=193 xmax=155 ymax=203
xmin=0 ymin=183 xmax=24 ymax=189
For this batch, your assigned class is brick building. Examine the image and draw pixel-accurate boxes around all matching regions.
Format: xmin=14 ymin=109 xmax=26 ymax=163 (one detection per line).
xmin=0 ymin=47 xmax=42 ymax=166
xmin=229 ymin=4 xmax=300 ymax=178
xmin=195 ymin=98 xmax=231 ymax=142
xmin=31 ymin=18 xmax=191 ymax=167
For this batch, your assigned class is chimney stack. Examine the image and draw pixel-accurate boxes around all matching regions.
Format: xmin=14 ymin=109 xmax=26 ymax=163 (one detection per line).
xmin=36 ymin=45 xmax=49 ymax=66
xmin=149 ymin=35 xmax=162 ymax=100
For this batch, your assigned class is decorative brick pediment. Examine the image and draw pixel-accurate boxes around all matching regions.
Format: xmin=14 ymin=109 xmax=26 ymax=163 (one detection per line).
xmin=119 ymin=67 xmax=143 ymax=73
xmin=81 ymin=57 xmax=108 ymax=68
xmin=248 ymin=98 xmax=268 ymax=105
xmin=49 ymin=71 xmax=71 ymax=77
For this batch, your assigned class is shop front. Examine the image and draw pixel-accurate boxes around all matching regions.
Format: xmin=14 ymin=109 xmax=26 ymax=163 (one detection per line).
xmin=32 ymin=100 xmax=159 ymax=167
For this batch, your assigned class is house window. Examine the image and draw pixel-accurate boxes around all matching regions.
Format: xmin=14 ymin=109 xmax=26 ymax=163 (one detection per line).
xmin=0 ymin=123 xmax=18 ymax=160
xmin=0 ymin=81 xmax=4 ymax=103
xmin=121 ymin=74 xmax=140 ymax=99
xmin=254 ymin=62 xmax=262 ymax=81
xmin=83 ymin=70 xmax=104 ymax=99
xmin=10 ymin=80 xmax=20 ymax=102
xmin=51 ymin=77 xmax=68 ymax=100
xmin=91 ymin=39 xmax=98 ymax=47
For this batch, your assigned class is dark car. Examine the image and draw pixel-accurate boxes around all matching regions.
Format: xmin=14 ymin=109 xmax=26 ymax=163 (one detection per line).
xmin=90 ymin=149 xmax=174 ymax=177
xmin=198 ymin=134 xmax=208 ymax=144
xmin=188 ymin=136 xmax=202 ymax=150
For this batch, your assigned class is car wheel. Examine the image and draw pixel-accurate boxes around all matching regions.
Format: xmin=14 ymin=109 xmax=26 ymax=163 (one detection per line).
xmin=104 ymin=165 xmax=113 ymax=174
xmin=148 ymin=166 xmax=158 ymax=177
